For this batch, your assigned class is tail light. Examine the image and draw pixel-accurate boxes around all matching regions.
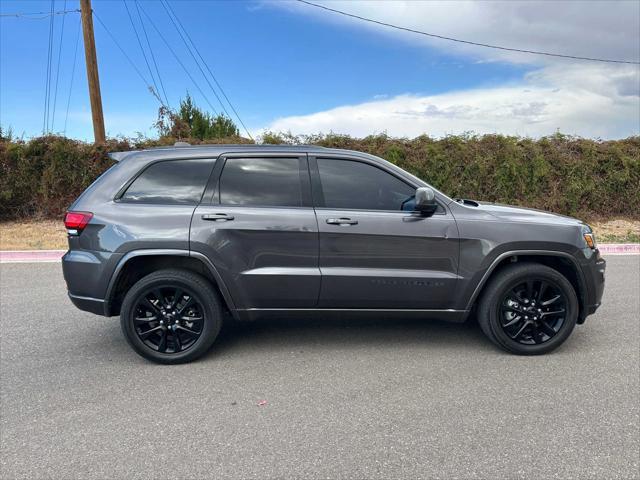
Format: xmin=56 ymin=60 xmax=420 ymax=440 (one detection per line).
xmin=64 ymin=211 xmax=93 ymax=235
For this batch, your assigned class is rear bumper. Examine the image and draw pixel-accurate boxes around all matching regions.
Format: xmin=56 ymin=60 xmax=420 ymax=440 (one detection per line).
xmin=68 ymin=293 xmax=106 ymax=316
xmin=62 ymin=249 xmax=120 ymax=316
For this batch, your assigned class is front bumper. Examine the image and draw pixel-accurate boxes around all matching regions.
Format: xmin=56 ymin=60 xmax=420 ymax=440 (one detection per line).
xmin=578 ymin=249 xmax=606 ymax=322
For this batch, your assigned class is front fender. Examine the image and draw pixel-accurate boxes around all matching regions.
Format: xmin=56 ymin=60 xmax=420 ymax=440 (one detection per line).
xmin=461 ymin=248 xmax=587 ymax=312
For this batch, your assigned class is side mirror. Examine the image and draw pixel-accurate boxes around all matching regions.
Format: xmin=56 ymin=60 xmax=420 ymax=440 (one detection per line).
xmin=415 ymin=187 xmax=438 ymax=217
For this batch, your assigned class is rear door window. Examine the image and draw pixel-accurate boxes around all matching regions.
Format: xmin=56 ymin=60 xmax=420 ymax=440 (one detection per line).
xmin=120 ymin=159 xmax=214 ymax=205
xmin=218 ymin=157 xmax=304 ymax=207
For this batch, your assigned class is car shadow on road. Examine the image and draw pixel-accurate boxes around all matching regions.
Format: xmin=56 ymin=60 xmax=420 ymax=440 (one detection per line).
xmin=203 ymin=314 xmax=495 ymax=359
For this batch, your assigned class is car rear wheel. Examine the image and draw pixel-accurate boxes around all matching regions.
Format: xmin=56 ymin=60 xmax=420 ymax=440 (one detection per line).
xmin=478 ymin=263 xmax=579 ymax=355
xmin=120 ymin=269 xmax=222 ymax=364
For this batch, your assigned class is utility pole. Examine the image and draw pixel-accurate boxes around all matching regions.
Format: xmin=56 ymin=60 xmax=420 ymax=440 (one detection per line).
xmin=80 ymin=0 xmax=106 ymax=144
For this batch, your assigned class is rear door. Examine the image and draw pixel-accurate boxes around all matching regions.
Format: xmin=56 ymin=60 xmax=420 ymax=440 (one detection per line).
xmin=190 ymin=153 xmax=320 ymax=310
xmin=310 ymin=155 xmax=460 ymax=309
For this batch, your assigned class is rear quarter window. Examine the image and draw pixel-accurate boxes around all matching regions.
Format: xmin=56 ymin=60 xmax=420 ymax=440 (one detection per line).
xmin=120 ymin=159 xmax=214 ymax=205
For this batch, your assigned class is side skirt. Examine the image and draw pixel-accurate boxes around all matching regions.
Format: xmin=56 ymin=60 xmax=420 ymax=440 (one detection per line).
xmin=235 ymin=308 xmax=470 ymax=323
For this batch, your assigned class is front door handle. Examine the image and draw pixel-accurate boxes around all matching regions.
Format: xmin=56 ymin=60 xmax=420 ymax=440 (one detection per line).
xmin=326 ymin=217 xmax=358 ymax=226
xmin=201 ymin=213 xmax=234 ymax=221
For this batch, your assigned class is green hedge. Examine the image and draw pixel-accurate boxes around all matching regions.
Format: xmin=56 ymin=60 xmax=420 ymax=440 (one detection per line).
xmin=1 ymin=133 xmax=638 ymax=220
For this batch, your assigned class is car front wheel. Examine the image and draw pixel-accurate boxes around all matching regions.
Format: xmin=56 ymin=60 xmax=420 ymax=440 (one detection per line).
xmin=477 ymin=263 xmax=579 ymax=355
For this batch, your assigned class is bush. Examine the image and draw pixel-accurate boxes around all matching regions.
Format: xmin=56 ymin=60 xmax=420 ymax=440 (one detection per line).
xmin=155 ymin=94 xmax=239 ymax=140
xmin=1 ymin=133 xmax=638 ymax=221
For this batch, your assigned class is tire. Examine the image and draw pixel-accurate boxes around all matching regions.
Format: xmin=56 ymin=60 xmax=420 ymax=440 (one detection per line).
xmin=120 ymin=269 xmax=222 ymax=364
xmin=477 ymin=262 xmax=578 ymax=355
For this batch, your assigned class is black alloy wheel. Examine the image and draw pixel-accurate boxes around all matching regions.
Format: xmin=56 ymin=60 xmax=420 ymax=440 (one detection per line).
xmin=133 ymin=286 xmax=204 ymax=354
xmin=499 ymin=278 xmax=567 ymax=345
xmin=477 ymin=262 xmax=579 ymax=355
xmin=120 ymin=269 xmax=222 ymax=364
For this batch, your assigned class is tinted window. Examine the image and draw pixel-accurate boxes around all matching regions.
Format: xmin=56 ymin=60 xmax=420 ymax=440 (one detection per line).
xmin=121 ymin=159 xmax=213 ymax=204
xmin=219 ymin=157 xmax=303 ymax=207
xmin=317 ymin=159 xmax=415 ymax=211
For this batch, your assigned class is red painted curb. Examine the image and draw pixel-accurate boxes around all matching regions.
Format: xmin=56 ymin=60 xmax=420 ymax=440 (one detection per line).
xmin=0 ymin=250 xmax=66 ymax=263
xmin=597 ymin=244 xmax=640 ymax=255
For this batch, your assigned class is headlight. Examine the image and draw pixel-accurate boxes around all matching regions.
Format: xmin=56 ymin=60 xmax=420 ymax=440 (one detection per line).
xmin=582 ymin=224 xmax=597 ymax=249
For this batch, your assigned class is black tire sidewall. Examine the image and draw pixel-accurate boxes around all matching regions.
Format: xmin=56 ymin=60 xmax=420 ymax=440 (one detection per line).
xmin=120 ymin=271 xmax=221 ymax=364
xmin=483 ymin=265 xmax=578 ymax=355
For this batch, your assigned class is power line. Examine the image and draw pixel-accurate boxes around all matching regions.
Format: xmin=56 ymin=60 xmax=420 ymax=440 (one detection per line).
xmin=64 ymin=16 xmax=82 ymax=135
xmin=0 ymin=9 xmax=79 ymax=19
xmin=296 ymin=0 xmax=640 ymax=65
xmin=123 ymin=0 xmax=162 ymax=107
xmin=43 ymin=0 xmax=55 ymax=134
xmin=164 ymin=0 xmax=253 ymax=139
xmin=137 ymin=2 xmax=219 ymax=115
xmin=51 ymin=0 xmax=67 ymax=131
xmin=134 ymin=0 xmax=170 ymax=108
xmin=92 ymin=10 xmax=165 ymax=106
xmin=159 ymin=1 xmax=228 ymax=115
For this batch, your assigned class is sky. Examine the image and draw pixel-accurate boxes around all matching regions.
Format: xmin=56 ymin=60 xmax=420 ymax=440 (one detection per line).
xmin=0 ymin=0 xmax=639 ymax=141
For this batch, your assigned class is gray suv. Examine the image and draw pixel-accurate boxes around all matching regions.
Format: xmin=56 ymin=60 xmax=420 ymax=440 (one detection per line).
xmin=62 ymin=145 xmax=606 ymax=363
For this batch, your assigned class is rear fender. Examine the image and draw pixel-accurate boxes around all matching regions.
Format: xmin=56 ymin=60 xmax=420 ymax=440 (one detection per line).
xmin=104 ymin=249 xmax=237 ymax=318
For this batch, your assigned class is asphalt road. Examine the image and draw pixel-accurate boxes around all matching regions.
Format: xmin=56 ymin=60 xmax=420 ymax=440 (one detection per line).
xmin=1 ymin=257 xmax=639 ymax=480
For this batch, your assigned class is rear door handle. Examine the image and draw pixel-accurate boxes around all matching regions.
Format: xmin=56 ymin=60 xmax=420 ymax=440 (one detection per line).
xmin=326 ymin=217 xmax=358 ymax=226
xmin=201 ymin=213 xmax=234 ymax=221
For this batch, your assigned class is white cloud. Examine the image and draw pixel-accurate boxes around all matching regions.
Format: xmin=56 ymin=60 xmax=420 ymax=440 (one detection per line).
xmin=261 ymin=64 xmax=639 ymax=138
xmin=278 ymin=1 xmax=639 ymax=65
xmin=259 ymin=1 xmax=639 ymax=138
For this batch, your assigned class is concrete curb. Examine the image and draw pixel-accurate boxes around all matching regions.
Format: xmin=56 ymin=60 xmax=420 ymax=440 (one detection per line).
xmin=1 ymin=245 xmax=639 ymax=263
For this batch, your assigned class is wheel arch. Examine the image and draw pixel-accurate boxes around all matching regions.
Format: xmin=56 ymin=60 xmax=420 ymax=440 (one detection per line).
xmin=466 ymin=250 xmax=588 ymax=323
xmin=104 ymin=249 xmax=237 ymax=318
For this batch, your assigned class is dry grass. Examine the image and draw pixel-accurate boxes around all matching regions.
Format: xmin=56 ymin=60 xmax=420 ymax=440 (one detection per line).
xmin=0 ymin=218 xmax=638 ymax=251
xmin=0 ymin=220 xmax=67 ymax=250
xmin=590 ymin=218 xmax=640 ymax=243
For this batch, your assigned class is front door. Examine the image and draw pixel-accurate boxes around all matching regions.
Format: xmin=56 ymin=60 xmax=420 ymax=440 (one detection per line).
xmin=190 ymin=154 xmax=320 ymax=310
xmin=311 ymin=156 xmax=460 ymax=309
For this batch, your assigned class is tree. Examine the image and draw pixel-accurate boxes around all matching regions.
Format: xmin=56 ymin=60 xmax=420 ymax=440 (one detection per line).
xmin=155 ymin=94 xmax=239 ymax=140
